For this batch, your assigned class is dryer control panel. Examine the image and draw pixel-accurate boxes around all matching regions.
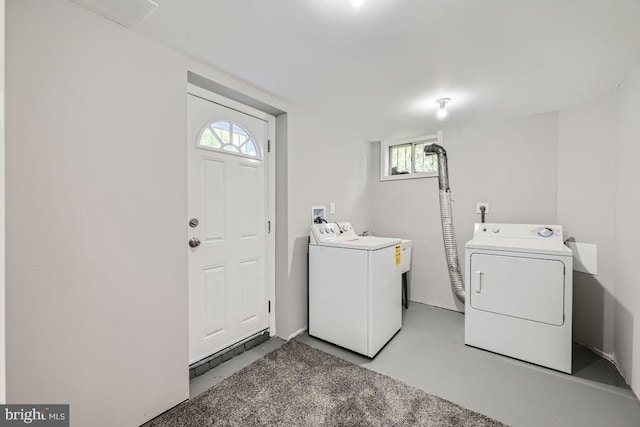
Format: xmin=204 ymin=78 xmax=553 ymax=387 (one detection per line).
xmin=473 ymin=223 xmax=564 ymax=241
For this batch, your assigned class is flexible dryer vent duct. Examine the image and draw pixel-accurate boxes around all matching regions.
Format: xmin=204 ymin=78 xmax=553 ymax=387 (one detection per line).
xmin=424 ymin=144 xmax=465 ymax=303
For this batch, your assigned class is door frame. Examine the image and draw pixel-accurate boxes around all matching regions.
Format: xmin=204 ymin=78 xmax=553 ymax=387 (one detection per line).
xmin=186 ymin=83 xmax=277 ymax=338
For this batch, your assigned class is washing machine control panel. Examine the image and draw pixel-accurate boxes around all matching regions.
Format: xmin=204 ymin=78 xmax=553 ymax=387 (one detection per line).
xmin=310 ymin=222 xmax=339 ymax=244
xmin=473 ymin=223 xmax=564 ymax=241
xmin=336 ymin=222 xmax=356 ymax=236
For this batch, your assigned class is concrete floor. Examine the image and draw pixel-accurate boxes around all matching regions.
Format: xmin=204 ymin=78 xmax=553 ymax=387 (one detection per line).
xmin=190 ymin=303 xmax=640 ymax=427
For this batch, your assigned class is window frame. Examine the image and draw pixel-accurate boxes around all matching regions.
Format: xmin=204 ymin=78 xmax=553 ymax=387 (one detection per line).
xmin=380 ymin=131 xmax=442 ymax=181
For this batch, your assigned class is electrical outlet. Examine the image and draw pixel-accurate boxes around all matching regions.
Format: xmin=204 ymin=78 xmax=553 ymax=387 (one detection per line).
xmin=329 ymin=202 xmax=335 ymax=215
xmin=476 ymin=202 xmax=490 ymax=214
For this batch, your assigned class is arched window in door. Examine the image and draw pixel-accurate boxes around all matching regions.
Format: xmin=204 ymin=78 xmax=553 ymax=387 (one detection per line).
xmin=198 ymin=120 xmax=260 ymax=159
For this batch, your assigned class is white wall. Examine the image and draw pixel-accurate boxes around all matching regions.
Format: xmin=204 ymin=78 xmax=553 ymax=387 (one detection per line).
xmin=6 ymin=1 xmax=189 ymax=424
xmin=615 ymin=63 xmax=640 ymax=397
xmin=371 ymin=113 xmax=559 ymax=311
xmin=0 ymin=0 xmax=5 ymax=405
xmin=557 ymin=94 xmax=618 ymax=356
xmin=5 ymin=0 xmax=372 ymax=424
xmin=554 ymin=74 xmax=640 ymax=398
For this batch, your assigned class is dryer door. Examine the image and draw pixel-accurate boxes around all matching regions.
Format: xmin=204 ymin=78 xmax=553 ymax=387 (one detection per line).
xmin=469 ymin=253 xmax=565 ymax=326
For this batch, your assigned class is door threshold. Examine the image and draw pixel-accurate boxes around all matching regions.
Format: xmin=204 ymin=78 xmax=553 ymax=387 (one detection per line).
xmin=189 ymin=329 xmax=270 ymax=379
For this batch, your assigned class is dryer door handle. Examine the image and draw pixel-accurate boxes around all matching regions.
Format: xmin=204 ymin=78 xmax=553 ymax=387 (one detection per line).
xmin=474 ymin=271 xmax=483 ymax=293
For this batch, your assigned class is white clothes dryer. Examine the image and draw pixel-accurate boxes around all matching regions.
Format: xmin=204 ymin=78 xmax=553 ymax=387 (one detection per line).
xmin=309 ymin=222 xmax=402 ymax=357
xmin=465 ymin=223 xmax=573 ymax=373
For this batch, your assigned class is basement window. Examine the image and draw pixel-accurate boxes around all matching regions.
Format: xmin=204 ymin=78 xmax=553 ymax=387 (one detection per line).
xmin=380 ymin=132 xmax=441 ymax=181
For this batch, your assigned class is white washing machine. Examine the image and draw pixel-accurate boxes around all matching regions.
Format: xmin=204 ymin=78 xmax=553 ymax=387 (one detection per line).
xmin=309 ymin=222 xmax=402 ymax=357
xmin=465 ymin=223 xmax=573 ymax=373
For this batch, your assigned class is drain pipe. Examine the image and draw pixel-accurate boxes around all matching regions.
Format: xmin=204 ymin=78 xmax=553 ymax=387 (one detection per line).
xmin=424 ymin=144 xmax=465 ymax=303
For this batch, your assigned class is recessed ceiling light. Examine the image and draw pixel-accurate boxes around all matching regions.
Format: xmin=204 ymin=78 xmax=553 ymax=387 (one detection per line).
xmin=351 ymin=0 xmax=366 ymax=7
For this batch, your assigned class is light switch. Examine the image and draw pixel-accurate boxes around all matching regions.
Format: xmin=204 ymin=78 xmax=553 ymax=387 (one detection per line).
xmin=329 ymin=202 xmax=335 ymax=215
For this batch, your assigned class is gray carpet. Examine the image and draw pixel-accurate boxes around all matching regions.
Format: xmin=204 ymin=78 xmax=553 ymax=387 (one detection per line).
xmin=149 ymin=340 xmax=507 ymax=426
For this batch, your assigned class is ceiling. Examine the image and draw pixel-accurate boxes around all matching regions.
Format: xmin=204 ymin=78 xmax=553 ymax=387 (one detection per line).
xmin=133 ymin=0 xmax=640 ymax=141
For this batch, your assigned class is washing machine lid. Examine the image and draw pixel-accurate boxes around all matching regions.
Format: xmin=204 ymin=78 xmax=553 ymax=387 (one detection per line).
xmin=320 ymin=235 xmax=402 ymax=250
xmin=465 ymin=223 xmax=573 ymax=257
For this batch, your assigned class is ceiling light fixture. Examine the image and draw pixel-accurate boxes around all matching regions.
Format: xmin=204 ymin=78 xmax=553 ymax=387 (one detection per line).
xmin=436 ymin=98 xmax=451 ymax=119
xmin=351 ymin=0 xmax=366 ymax=7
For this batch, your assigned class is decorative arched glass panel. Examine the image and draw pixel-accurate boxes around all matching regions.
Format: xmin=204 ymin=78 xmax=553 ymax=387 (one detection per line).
xmin=198 ymin=120 xmax=260 ymax=158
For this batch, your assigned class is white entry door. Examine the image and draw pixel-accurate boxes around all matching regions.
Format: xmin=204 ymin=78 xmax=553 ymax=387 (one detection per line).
xmin=187 ymin=89 xmax=272 ymax=364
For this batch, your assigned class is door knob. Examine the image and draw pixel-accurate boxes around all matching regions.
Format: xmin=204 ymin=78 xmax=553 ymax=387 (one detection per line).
xmin=188 ymin=237 xmax=201 ymax=248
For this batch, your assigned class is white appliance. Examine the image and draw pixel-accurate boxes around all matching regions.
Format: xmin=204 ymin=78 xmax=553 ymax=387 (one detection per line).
xmin=400 ymin=239 xmax=412 ymax=308
xmin=309 ymin=222 xmax=403 ymax=357
xmin=465 ymin=223 xmax=573 ymax=373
